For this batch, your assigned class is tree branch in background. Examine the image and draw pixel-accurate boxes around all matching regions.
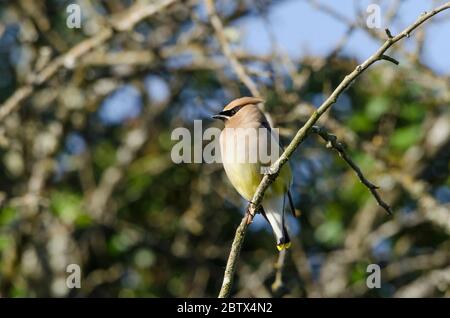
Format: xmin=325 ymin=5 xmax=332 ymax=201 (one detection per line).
xmin=0 ymin=0 xmax=176 ymax=122
xmin=217 ymin=1 xmax=450 ymax=298
xmin=204 ymin=0 xmax=261 ymax=98
xmin=311 ymin=126 xmax=392 ymax=215
xmin=271 ymin=249 xmax=287 ymax=295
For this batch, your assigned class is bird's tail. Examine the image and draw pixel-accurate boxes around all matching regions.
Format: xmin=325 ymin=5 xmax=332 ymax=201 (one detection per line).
xmin=277 ymin=226 xmax=291 ymax=251
xmin=260 ymin=198 xmax=291 ymax=251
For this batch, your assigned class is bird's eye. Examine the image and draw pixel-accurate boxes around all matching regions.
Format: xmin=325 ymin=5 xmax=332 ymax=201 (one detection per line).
xmin=229 ymin=106 xmax=242 ymax=116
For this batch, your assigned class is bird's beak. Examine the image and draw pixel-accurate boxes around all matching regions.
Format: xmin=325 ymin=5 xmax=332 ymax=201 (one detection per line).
xmin=212 ymin=112 xmax=228 ymax=121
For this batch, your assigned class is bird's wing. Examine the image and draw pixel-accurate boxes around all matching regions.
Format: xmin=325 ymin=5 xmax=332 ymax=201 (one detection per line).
xmin=287 ymin=189 xmax=296 ymax=217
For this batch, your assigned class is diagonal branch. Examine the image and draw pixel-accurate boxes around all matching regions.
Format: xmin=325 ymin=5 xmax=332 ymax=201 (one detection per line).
xmin=204 ymin=0 xmax=261 ymax=98
xmin=311 ymin=125 xmax=392 ymax=215
xmin=217 ymin=1 xmax=450 ymax=298
xmin=218 ymin=212 xmax=250 ymax=298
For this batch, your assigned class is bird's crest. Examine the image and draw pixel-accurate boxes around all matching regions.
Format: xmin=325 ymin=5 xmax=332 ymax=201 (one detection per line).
xmin=223 ymin=97 xmax=264 ymax=111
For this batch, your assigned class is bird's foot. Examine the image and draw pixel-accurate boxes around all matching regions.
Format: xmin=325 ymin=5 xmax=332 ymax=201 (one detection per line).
xmin=245 ymin=202 xmax=257 ymax=224
xmin=245 ymin=211 xmax=255 ymax=224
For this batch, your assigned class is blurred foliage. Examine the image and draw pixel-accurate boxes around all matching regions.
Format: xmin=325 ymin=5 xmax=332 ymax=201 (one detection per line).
xmin=0 ymin=0 xmax=449 ymax=298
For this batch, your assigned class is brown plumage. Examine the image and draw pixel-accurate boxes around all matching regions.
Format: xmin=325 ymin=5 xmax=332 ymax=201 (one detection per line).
xmin=222 ymin=96 xmax=264 ymax=111
xmin=213 ymin=97 xmax=293 ymax=251
xmin=226 ymin=103 xmax=267 ymax=129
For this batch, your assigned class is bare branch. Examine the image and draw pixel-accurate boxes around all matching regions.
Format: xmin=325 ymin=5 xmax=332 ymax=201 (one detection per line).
xmin=311 ymin=125 xmax=392 ymax=215
xmin=204 ymin=0 xmax=261 ymax=98
xmin=380 ymin=54 xmax=400 ymax=65
xmin=217 ymin=1 xmax=450 ymax=298
xmin=395 ymin=265 xmax=450 ymax=297
xmin=385 ymin=28 xmax=394 ymax=39
xmin=218 ymin=214 xmax=250 ymax=298
xmin=0 ymin=0 xmax=176 ymax=122
xmin=271 ymin=249 xmax=287 ymax=295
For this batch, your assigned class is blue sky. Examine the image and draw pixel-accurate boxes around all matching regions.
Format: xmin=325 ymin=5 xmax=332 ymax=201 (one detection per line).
xmin=238 ymin=0 xmax=450 ymax=74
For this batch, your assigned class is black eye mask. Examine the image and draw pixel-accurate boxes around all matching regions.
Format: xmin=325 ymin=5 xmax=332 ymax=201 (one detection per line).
xmin=218 ymin=105 xmax=244 ymax=117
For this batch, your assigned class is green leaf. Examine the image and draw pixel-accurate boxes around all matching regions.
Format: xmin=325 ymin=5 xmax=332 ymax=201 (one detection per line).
xmin=0 ymin=206 xmax=17 ymax=226
xmin=94 ymin=142 xmax=116 ymax=170
xmin=348 ymin=112 xmax=374 ymax=133
xmin=365 ymin=96 xmax=390 ymax=120
xmin=0 ymin=234 xmax=12 ymax=251
xmin=315 ymin=220 xmax=344 ymax=246
xmin=50 ymin=190 xmax=90 ymax=226
xmin=399 ymin=103 xmax=425 ymax=122
xmin=350 ymin=262 xmax=368 ymax=284
xmin=389 ymin=125 xmax=422 ymax=151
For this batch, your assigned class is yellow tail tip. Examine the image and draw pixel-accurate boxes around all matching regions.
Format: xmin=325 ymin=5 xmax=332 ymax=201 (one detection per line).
xmin=276 ymin=242 xmax=292 ymax=251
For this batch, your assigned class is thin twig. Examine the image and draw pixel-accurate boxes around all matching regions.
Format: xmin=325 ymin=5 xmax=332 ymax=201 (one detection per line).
xmin=311 ymin=126 xmax=392 ymax=215
xmin=385 ymin=28 xmax=394 ymax=39
xmin=380 ymin=54 xmax=400 ymax=65
xmin=271 ymin=249 xmax=286 ymax=294
xmin=217 ymin=1 xmax=450 ymax=298
xmin=204 ymin=0 xmax=261 ymax=98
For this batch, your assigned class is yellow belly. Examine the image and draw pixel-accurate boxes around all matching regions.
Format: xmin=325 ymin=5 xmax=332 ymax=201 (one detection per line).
xmin=223 ymin=162 xmax=261 ymax=201
xmin=219 ymin=125 xmax=292 ymax=201
xmin=223 ymin=161 xmax=292 ymax=201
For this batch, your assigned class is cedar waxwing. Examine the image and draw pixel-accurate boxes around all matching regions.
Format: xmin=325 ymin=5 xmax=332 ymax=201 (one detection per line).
xmin=213 ymin=97 xmax=294 ymax=251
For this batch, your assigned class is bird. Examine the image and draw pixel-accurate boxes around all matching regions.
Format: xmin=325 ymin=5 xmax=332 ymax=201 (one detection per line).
xmin=213 ymin=97 xmax=294 ymax=251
